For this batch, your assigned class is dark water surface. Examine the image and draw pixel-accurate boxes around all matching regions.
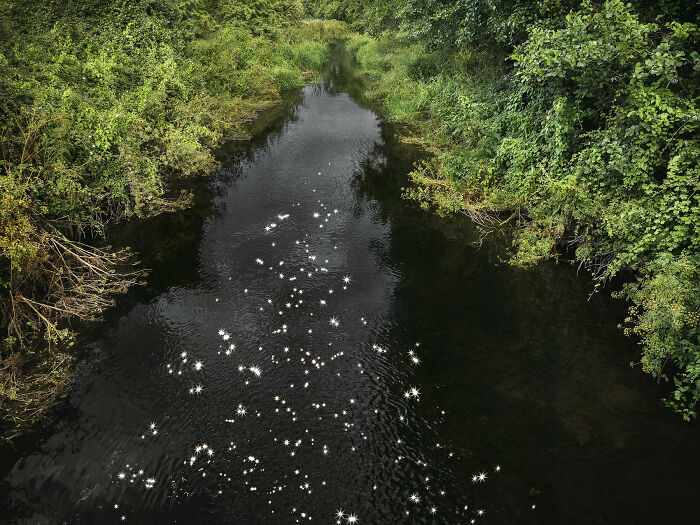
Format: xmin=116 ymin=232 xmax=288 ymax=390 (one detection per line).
xmin=2 ymin=49 xmax=699 ymax=525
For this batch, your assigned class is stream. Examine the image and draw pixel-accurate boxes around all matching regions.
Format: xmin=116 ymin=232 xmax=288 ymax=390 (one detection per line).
xmin=1 ymin=47 xmax=699 ymax=525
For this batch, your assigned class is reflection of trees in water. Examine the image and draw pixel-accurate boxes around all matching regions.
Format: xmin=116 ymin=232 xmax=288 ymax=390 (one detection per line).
xmin=215 ymin=87 xmax=305 ymax=163
xmin=322 ymin=45 xmax=375 ymax=103
xmin=102 ymin=84 xmax=308 ymax=319
xmin=308 ymin=81 xmax=324 ymax=97
xmin=211 ymin=88 xmax=306 ymax=208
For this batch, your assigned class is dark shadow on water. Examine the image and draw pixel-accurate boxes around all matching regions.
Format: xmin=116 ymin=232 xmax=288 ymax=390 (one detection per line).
xmin=2 ymin=45 xmax=700 ymax=525
xmin=0 ymin=83 xmax=305 ymax=483
xmin=343 ymin=49 xmax=700 ymax=523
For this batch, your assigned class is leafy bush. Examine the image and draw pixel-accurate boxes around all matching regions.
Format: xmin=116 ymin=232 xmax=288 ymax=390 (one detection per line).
xmin=219 ymin=0 xmax=304 ymax=33
xmin=291 ymin=40 xmax=329 ymax=70
xmin=271 ymin=65 xmax=304 ymax=89
xmin=619 ymin=256 xmax=700 ymax=420
xmin=297 ymin=19 xmax=350 ymax=42
xmin=0 ymin=0 xmax=331 ymax=438
xmin=340 ymin=0 xmax=700 ymax=417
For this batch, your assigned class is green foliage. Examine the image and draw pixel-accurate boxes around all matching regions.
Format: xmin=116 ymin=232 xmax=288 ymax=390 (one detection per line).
xmin=271 ymin=65 xmax=304 ymax=89
xmin=619 ymin=256 xmax=700 ymax=420
xmin=0 ymin=0 xmax=333 ymax=438
xmin=342 ymin=0 xmax=700 ymax=417
xmin=0 ymin=0 xmax=331 ymax=293
xmin=296 ymin=19 xmax=350 ymax=43
xmin=218 ymin=0 xmax=304 ymax=34
xmin=303 ymin=0 xmax=399 ymax=33
xmin=291 ymin=40 xmax=330 ymax=70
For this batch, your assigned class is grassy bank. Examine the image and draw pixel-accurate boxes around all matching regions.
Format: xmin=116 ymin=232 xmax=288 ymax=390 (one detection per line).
xmin=0 ymin=0 xmax=348 ymax=440
xmin=311 ymin=0 xmax=700 ymax=419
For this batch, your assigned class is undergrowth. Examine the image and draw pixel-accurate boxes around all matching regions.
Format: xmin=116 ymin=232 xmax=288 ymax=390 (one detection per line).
xmin=0 ymin=0 xmax=348 ymax=440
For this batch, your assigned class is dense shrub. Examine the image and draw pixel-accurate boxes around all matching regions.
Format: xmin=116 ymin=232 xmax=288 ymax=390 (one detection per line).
xmin=341 ymin=0 xmax=700 ymax=418
xmin=0 ymin=0 xmax=337 ymax=438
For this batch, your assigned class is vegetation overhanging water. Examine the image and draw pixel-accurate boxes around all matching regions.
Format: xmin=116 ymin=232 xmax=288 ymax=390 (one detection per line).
xmin=1 ymin=0 xmax=699 ymax=522
xmin=1 ymin=43 xmax=699 ymax=524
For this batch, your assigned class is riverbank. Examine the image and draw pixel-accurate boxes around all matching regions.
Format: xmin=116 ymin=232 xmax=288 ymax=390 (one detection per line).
xmin=329 ymin=0 xmax=700 ymax=419
xmin=2 ymin=47 xmax=700 ymax=523
xmin=0 ymin=0 xmax=348 ymax=441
